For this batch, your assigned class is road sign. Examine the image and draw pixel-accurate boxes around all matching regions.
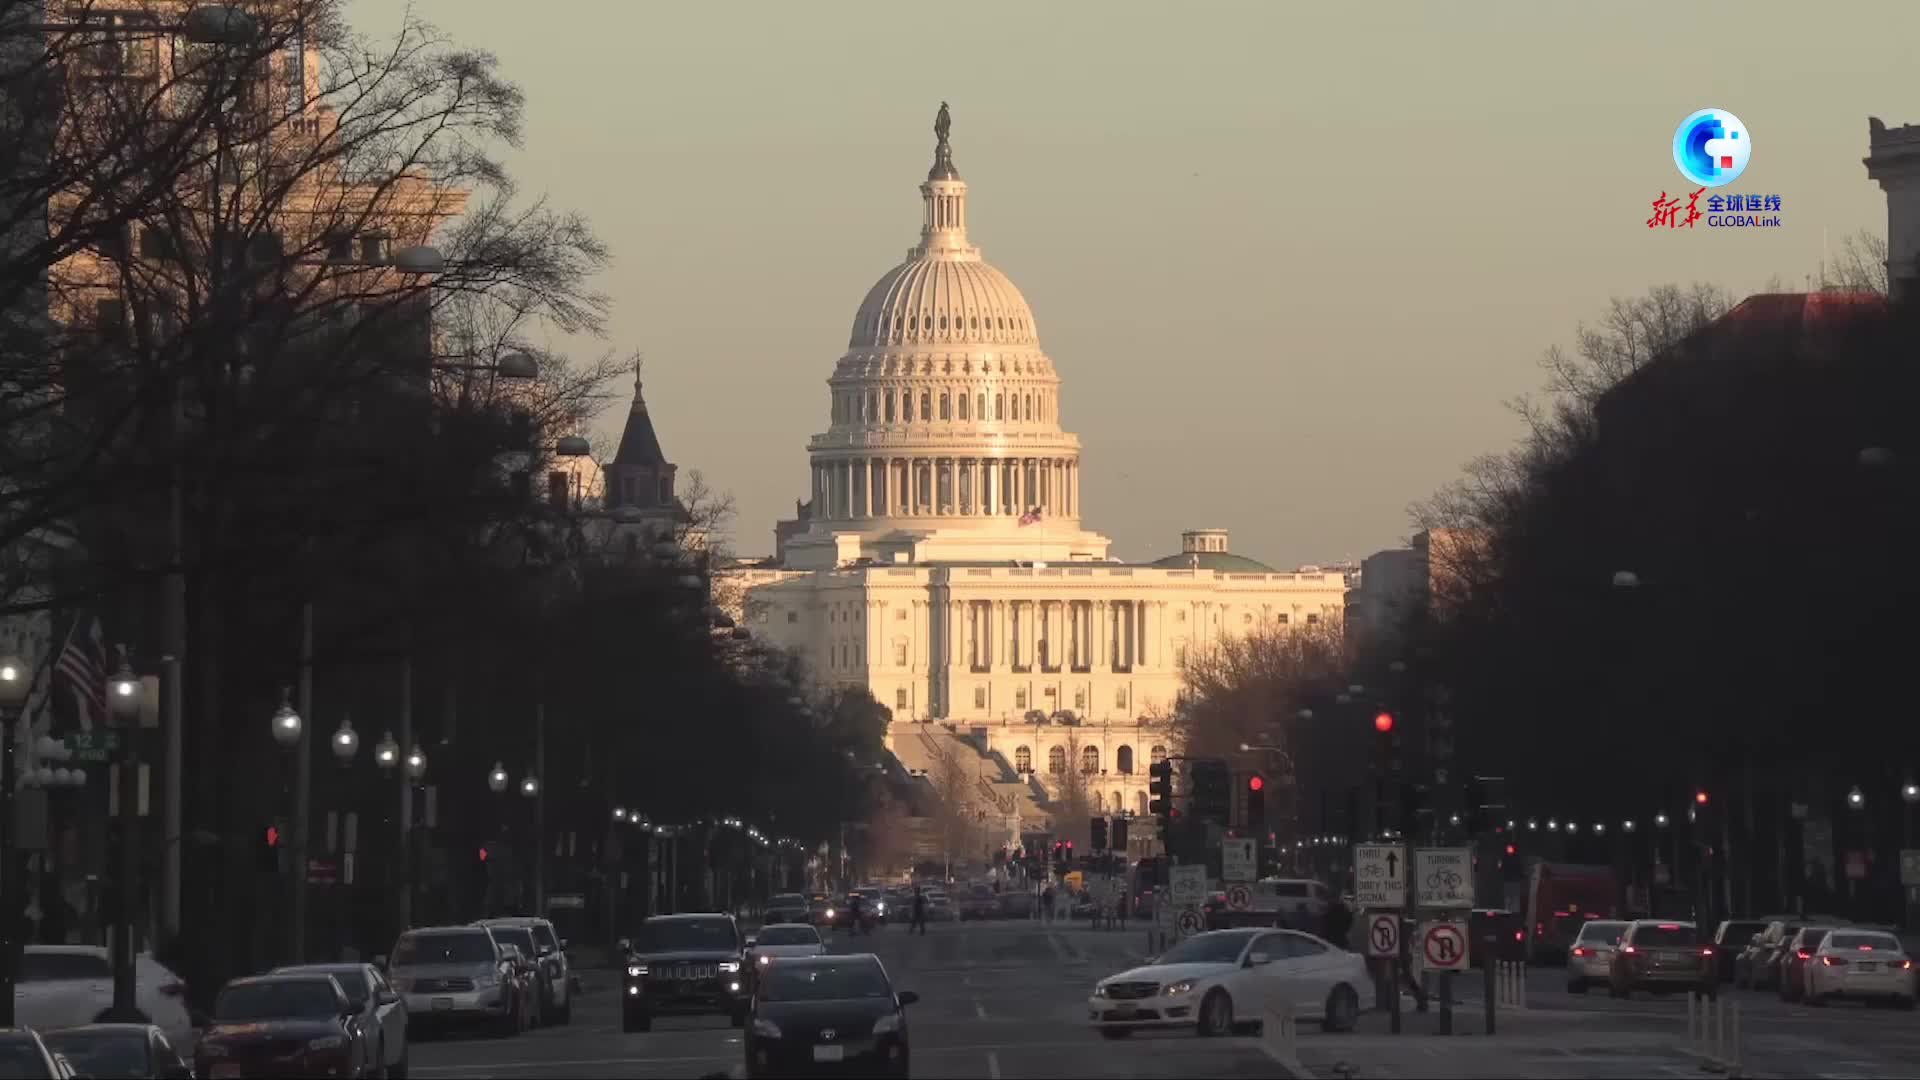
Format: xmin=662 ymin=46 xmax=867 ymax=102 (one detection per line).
xmin=1421 ymin=920 xmax=1468 ymax=971
xmin=1176 ymin=908 xmax=1204 ymax=935
xmin=1366 ymin=913 xmax=1400 ymax=958
xmin=1170 ymin=864 xmax=1208 ymax=910
xmin=1902 ymin=850 xmax=1920 ymax=887
xmin=1354 ymin=843 xmax=1406 ymax=909
xmin=1414 ymin=847 xmax=1473 ymax=908
xmin=1226 ymin=884 xmax=1252 ymax=911
xmin=63 ymin=731 xmax=120 ymax=764
xmin=1221 ymin=837 xmax=1256 ymax=882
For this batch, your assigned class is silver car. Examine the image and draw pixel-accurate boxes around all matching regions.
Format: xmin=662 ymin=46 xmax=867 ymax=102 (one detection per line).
xmin=386 ymin=926 xmax=521 ymax=1035
xmin=1566 ymin=919 xmax=1629 ymax=993
xmin=478 ymin=917 xmax=574 ymax=1025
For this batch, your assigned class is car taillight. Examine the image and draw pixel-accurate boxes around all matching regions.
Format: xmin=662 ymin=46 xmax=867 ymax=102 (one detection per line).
xmin=1701 ymin=948 xmax=1714 ymax=957
xmin=1622 ymin=945 xmax=1636 ymax=954
xmin=1901 ymin=959 xmax=1913 ymax=970
xmin=1513 ymin=930 xmax=1523 ymax=941
xmin=1822 ymin=956 xmax=1847 ymax=967
xmin=1796 ymin=950 xmax=1811 ymax=960
xmin=1571 ymin=947 xmax=1587 ymax=957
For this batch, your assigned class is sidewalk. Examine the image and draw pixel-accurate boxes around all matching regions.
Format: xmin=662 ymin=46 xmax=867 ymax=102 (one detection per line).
xmin=1281 ymin=1006 xmax=1706 ymax=1079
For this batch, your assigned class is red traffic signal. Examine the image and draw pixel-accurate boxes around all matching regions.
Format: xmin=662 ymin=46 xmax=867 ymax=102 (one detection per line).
xmin=1505 ymin=843 xmax=1517 ymax=856
xmin=265 ymin=825 xmax=280 ymax=848
xmin=478 ymin=846 xmax=490 ymax=862
xmin=1248 ymin=775 xmax=1265 ymax=792
xmin=1374 ymin=711 xmax=1395 ymax=733
xmin=1694 ymin=790 xmax=1709 ymax=805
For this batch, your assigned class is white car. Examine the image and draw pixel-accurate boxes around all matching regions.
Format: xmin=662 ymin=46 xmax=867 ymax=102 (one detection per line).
xmin=746 ymin=924 xmax=828 ymax=970
xmin=13 ymin=946 xmax=194 ymax=1051
xmin=1804 ymin=928 xmax=1916 ymax=1008
xmin=1566 ymin=919 xmax=1630 ymax=993
xmin=1088 ymin=928 xmax=1366 ymax=1038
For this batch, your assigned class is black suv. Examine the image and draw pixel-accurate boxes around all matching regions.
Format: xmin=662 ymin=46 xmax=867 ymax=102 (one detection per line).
xmin=623 ymin=913 xmax=749 ymax=1032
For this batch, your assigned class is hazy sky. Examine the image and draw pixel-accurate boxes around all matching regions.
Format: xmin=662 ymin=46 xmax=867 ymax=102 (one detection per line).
xmin=352 ymin=0 xmax=1911 ymax=567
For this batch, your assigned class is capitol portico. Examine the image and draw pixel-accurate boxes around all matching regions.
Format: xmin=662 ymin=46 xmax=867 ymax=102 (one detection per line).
xmin=727 ymin=106 xmax=1345 ymax=838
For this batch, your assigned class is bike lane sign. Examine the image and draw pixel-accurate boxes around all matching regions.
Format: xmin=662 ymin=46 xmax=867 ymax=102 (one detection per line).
xmin=1414 ymin=847 xmax=1472 ymax=909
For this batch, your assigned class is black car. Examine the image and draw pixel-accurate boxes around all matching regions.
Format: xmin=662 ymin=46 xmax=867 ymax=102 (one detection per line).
xmin=44 ymin=1024 xmax=193 ymax=1079
xmin=624 ymin=913 xmax=750 ymax=1032
xmin=746 ymin=954 xmax=916 ymax=1079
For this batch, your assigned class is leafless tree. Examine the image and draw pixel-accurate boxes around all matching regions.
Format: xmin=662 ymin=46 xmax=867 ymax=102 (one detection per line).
xmin=1814 ymin=229 xmax=1889 ymax=295
xmin=1167 ymin=621 xmax=1349 ymax=763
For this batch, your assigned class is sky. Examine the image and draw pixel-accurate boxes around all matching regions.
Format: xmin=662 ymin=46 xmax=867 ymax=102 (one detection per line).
xmin=351 ymin=0 xmax=1913 ymax=567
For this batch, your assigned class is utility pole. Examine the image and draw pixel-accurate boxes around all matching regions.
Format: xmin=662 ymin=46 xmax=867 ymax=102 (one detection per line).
xmin=289 ymin=602 xmax=314 ymax=963
xmin=533 ymin=702 xmax=546 ymax=916
xmin=397 ymin=656 xmax=413 ymax=934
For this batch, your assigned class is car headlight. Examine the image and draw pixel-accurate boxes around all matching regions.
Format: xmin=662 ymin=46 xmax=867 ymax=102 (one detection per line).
xmin=474 ymin=974 xmax=499 ymax=988
xmin=1092 ymin=984 xmax=1109 ymax=998
xmin=307 ymin=1035 xmax=346 ymax=1051
xmin=751 ymin=1018 xmax=782 ymax=1038
xmin=757 ymin=955 xmax=771 ymax=966
xmin=873 ymin=1012 xmax=902 ymax=1035
xmin=389 ymin=977 xmax=413 ymax=992
xmin=1163 ymin=980 xmax=1196 ymax=996
xmin=720 ymin=960 xmax=741 ymax=973
xmin=825 ymin=908 xmax=836 ymax=919
xmin=628 ymin=965 xmax=647 ymax=977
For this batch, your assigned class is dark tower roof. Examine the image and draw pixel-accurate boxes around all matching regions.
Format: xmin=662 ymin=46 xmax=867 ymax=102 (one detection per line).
xmin=613 ymin=362 xmax=669 ymax=466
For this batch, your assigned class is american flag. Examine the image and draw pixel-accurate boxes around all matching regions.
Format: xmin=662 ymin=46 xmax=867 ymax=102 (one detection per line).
xmin=54 ymin=613 xmax=106 ymax=733
xmin=1018 ymin=508 xmax=1042 ymax=527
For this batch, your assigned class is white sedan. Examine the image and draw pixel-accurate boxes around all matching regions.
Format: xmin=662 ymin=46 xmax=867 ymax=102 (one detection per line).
xmin=1088 ymin=927 xmax=1366 ymax=1038
xmin=746 ymin=924 xmax=829 ymax=970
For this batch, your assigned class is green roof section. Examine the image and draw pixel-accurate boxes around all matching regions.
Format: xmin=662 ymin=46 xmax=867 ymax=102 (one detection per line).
xmin=1145 ymin=551 xmax=1277 ymax=573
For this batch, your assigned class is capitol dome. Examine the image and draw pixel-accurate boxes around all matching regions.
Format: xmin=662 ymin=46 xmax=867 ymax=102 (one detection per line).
xmin=848 ymin=258 xmax=1039 ymax=349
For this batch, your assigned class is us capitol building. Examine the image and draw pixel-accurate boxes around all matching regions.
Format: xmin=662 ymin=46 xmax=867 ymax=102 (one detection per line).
xmin=726 ymin=107 xmax=1346 ymax=839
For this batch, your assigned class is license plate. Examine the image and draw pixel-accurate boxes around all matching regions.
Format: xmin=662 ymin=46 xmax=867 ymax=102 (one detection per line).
xmin=813 ymin=1045 xmax=845 ymax=1063
xmin=212 ymin=1067 xmax=244 ymax=1080
xmin=1110 ymin=1004 xmax=1137 ymax=1018
xmin=432 ymin=997 xmax=454 ymax=1011
xmin=1857 ymin=962 xmax=1879 ymax=972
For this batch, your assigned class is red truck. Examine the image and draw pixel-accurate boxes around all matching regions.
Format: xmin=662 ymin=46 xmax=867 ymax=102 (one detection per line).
xmin=1523 ymin=862 xmax=1621 ymax=963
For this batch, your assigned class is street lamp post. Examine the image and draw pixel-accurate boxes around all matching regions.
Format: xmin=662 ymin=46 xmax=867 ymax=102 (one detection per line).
xmin=268 ymin=688 xmax=301 ymax=964
xmin=0 ymin=651 xmax=32 ymax=1026
xmin=521 ymin=766 xmax=542 ymax=916
xmin=105 ymin=652 xmax=142 ymax=1018
xmin=329 ymin=718 xmax=360 ymax=958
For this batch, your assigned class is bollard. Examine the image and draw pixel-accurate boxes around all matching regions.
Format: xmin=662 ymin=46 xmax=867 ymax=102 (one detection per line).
xmin=1728 ymin=1000 xmax=1741 ymax=1077
xmin=1686 ymin=990 xmax=1697 ymax=1050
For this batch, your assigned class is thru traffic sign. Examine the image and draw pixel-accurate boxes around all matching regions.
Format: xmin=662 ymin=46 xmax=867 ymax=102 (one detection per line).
xmin=1221 ymin=837 xmax=1256 ymax=883
xmin=1354 ymin=843 xmax=1406 ymax=909
xmin=1366 ymin=913 xmax=1400 ymax=958
xmin=1420 ymin=920 xmax=1468 ymax=971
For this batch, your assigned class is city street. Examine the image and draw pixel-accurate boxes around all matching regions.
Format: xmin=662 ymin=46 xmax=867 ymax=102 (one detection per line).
xmin=410 ymin=919 xmax=1286 ymax=1079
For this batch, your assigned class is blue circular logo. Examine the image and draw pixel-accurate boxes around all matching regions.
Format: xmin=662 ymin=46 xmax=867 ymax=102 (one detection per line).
xmin=1672 ymin=109 xmax=1751 ymax=188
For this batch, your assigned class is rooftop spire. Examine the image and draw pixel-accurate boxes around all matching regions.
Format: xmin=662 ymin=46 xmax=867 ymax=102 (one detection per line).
xmin=613 ymin=354 xmax=668 ymax=466
xmin=929 ymin=101 xmax=959 ymax=181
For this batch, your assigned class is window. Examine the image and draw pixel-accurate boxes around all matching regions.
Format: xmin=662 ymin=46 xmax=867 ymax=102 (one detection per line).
xmin=920 ymin=392 xmax=931 ymax=421
xmin=1150 ymin=745 xmax=1167 ymax=766
xmin=958 ymin=394 xmax=970 ymax=420
xmin=995 ymin=393 xmax=1004 ymax=420
xmin=939 ymin=393 xmax=950 ymax=420
xmin=1116 ymin=746 xmax=1134 ymax=774
xmin=1137 ymin=792 xmax=1150 ymax=816
xmin=1015 ymin=746 xmax=1031 ymax=773
xmin=1047 ymin=746 xmax=1066 ymax=775
xmin=1081 ymin=746 xmax=1099 ymax=774
xmin=885 ymin=392 xmax=895 ymax=422
xmin=786 ymin=611 xmax=798 ymax=624
xmin=896 ymin=688 xmax=909 ymax=709
xmin=978 ymin=393 xmax=987 ymax=419
xmin=974 ymin=687 xmax=987 ymax=708
xmin=1074 ymin=688 xmax=1085 ymax=709
xmin=1115 ymin=686 xmax=1128 ymax=709
xmin=1306 ymin=613 xmax=1320 ymax=625
xmin=1092 ymin=791 xmax=1105 ymax=812
xmin=897 ymin=609 xmax=907 ymax=620
xmin=1277 ymin=613 xmax=1289 ymax=625
xmin=1175 ymin=645 xmax=1188 ymax=667
xmin=1015 ymin=688 xmax=1028 ymax=709
xmin=893 ymin=643 xmax=908 ymax=666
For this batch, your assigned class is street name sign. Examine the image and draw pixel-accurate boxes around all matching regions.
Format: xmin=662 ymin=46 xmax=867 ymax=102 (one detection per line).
xmin=1221 ymin=837 xmax=1256 ymax=883
xmin=1366 ymin=913 xmax=1400 ymax=958
xmin=1414 ymin=847 xmax=1473 ymax=909
xmin=1354 ymin=843 xmax=1406 ymax=909
xmin=1420 ymin=919 xmax=1469 ymax=972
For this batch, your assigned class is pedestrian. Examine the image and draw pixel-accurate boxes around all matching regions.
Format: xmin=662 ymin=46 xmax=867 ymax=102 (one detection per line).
xmin=910 ymin=885 xmax=927 ymax=935
xmin=1041 ymin=884 xmax=1055 ymax=924
xmin=848 ymin=891 xmax=865 ymax=936
xmin=1323 ymin=895 xmax=1354 ymax=951
xmin=1397 ymin=918 xmax=1430 ymax=1011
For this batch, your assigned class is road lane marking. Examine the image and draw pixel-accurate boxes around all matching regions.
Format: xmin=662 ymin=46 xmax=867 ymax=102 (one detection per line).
xmin=975 ymin=1001 xmax=988 ymax=1019
xmin=414 ymin=1054 xmax=735 ymax=1074
xmin=987 ymin=1050 xmax=1002 ymax=1079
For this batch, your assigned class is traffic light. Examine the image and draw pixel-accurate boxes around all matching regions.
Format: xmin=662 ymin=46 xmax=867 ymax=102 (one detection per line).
xmin=1694 ymin=789 xmax=1709 ymax=806
xmin=1374 ymin=711 xmax=1395 ymax=733
xmin=1191 ymin=759 xmax=1231 ymax=824
xmin=1148 ymin=760 xmax=1174 ymax=817
xmin=1111 ymin=816 xmax=1129 ymax=853
xmin=1090 ymin=816 xmax=1109 ymax=851
xmin=1245 ymin=774 xmax=1266 ymax=830
xmin=258 ymin=822 xmax=282 ymax=873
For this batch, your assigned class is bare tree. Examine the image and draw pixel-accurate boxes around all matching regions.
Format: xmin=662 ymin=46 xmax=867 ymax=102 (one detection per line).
xmin=1814 ymin=229 xmax=1889 ymax=295
xmin=1168 ymin=621 xmax=1349 ymax=762
xmin=924 ymin=737 xmax=977 ymax=879
xmin=1046 ymin=728 xmax=1093 ymax=850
